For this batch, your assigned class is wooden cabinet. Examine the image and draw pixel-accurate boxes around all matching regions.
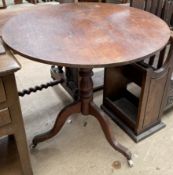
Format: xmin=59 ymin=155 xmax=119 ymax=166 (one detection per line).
xmin=0 ymin=41 xmax=33 ymax=175
xmin=102 ymin=41 xmax=173 ymax=142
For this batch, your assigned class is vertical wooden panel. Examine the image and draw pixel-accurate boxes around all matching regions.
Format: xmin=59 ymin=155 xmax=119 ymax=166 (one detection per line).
xmin=145 ymin=0 xmax=152 ymax=11
xmin=0 ymin=79 xmax=6 ymax=103
xmin=143 ymin=72 xmax=168 ymax=128
xmin=130 ymin=0 xmax=145 ymax=9
xmin=0 ymin=108 xmax=11 ymax=127
xmin=150 ymin=0 xmax=158 ymax=14
xmin=156 ymin=0 xmax=164 ymax=17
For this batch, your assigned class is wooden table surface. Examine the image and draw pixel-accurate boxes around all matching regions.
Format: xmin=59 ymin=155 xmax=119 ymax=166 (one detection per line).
xmin=2 ymin=3 xmax=170 ymax=68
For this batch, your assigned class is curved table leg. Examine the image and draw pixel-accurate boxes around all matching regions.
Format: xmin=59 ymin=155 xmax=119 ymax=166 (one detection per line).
xmin=32 ymin=101 xmax=81 ymax=147
xmin=32 ymin=68 xmax=133 ymax=167
xmin=89 ymin=102 xmax=133 ymax=166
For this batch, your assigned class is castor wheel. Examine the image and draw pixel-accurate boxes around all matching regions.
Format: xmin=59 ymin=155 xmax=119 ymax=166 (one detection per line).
xmin=30 ymin=143 xmax=37 ymax=149
xmin=67 ymin=118 xmax=72 ymax=124
xmin=128 ymin=159 xmax=134 ymax=167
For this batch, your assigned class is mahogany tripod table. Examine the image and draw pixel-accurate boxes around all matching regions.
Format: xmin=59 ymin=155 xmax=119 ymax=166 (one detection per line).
xmin=2 ymin=3 xmax=170 ymax=167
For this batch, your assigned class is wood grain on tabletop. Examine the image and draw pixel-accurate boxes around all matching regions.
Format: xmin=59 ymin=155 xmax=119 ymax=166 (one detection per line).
xmin=0 ymin=4 xmax=59 ymax=36
xmin=2 ymin=3 xmax=170 ymax=68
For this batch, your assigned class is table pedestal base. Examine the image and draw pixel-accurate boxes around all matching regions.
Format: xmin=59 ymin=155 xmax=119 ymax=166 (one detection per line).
xmin=32 ymin=68 xmax=133 ymax=166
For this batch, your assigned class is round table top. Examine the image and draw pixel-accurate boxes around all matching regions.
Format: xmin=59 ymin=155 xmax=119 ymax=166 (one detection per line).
xmin=2 ymin=3 xmax=170 ymax=68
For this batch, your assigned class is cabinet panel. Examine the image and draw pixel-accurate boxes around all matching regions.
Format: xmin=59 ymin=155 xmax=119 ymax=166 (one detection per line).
xmin=0 ymin=108 xmax=11 ymax=127
xmin=0 ymin=78 xmax=6 ymax=103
